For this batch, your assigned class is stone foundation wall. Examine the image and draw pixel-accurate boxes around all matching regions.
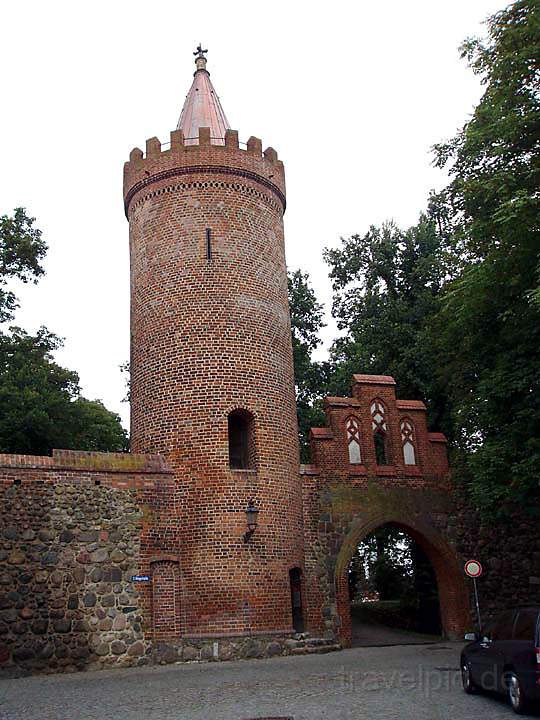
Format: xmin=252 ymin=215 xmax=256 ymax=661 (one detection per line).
xmin=152 ymin=632 xmax=339 ymax=664
xmin=0 ymin=481 xmax=151 ymax=674
xmin=0 ymin=450 xmax=171 ymax=676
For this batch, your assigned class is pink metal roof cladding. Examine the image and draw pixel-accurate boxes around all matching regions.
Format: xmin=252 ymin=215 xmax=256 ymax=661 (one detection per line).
xmin=177 ymin=47 xmax=230 ymax=145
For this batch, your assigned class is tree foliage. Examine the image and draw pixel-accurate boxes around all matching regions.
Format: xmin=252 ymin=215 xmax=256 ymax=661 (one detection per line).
xmin=0 ymin=208 xmax=47 ymax=323
xmin=313 ymin=1 xmax=539 ymax=517
xmin=0 ymin=327 xmax=128 ymax=455
xmin=349 ymin=525 xmax=414 ymax=601
xmin=431 ymin=0 xmax=540 ymax=514
xmin=324 ymin=215 xmax=453 ymax=433
xmin=287 ymin=269 xmax=327 ymax=461
xmin=0 ymin=209 xmax=128 ymax=456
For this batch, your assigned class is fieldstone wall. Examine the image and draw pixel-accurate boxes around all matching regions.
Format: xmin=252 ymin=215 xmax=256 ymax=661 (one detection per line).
xmin=152 ymin=633 xmax=339 ymax=664
xmin=0 ymin=480 xmax=150 ymax=674
xmin=452 ymin=499 xmax=540 ymax=629
xmin=0 ymin=447 xmax=176 ymax=676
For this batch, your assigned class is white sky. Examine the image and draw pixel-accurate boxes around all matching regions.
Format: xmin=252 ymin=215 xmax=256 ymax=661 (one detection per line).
xmin=0 ymin=0 xmax=503 ymax=430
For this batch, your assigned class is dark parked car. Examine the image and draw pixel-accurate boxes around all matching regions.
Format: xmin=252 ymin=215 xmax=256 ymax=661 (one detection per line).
xmin=461 ymin=606 xmax=540 ymax=714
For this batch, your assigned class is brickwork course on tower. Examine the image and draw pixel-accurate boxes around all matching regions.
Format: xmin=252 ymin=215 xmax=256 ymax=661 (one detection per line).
xmin=4 ymin=47 xmax=535 ymax=675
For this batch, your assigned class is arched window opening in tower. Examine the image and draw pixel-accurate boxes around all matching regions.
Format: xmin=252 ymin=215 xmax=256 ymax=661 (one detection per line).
xmin=228 ymin=409 xmax=256 ymax=470
xmin=400 ymin=419 xmax=417 ymax=465
xmin=346 ymin=416 xmax=362 ymax=464
xmin=371 ymin=399 xmax=390 ymax=465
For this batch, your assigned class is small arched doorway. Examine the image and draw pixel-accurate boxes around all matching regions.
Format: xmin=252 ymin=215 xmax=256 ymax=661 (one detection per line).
xmin=334 ymin=513 xmax=470 ymax=647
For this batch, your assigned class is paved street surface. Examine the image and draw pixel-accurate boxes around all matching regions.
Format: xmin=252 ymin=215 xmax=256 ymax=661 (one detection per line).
xmin=351 ymin=620 xmax=440 ymax=647
xmin=1 ymin=642 xmax=539 ymax=720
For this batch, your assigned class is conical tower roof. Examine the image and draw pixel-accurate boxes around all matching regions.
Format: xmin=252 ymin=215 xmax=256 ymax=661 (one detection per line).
xmin=177 ymin=46 xmax=230 ymax=145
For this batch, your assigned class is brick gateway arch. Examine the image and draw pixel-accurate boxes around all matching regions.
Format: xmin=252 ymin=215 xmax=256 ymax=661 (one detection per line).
xmin=300 ymin=374 xmax=471 ymax=645
xmin=334 ymin=514 xmax=468 ymax=645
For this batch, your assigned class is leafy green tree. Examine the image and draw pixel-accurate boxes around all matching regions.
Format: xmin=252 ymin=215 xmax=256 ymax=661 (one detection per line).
xmin=323 ymin=215 xmax=453 ymax=432
xmin=67 ymin=398 xmax=129 ymax=453
xmin=0 ymin=208 xmax=47 ymax=322
xmin=349 ymin=526 xmax=413 ymax=601
xmin=288 ymin=269 xmax=327 ymax=461
xmin=432 ymin=0 xmax=540 ymax=514
xmin=0 ymin=327 xmax=128 ymax=455
xmin=0 ymin=209 xmax=128 ymax=455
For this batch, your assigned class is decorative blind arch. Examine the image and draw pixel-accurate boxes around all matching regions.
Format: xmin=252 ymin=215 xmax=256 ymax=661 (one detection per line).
xmin=346 ymin=416 xmax=362 ymax=464
xmin=371 ymin=399 xmax=390 ymax=465
xmin=400 ymin=418 xmax=417 ymax=465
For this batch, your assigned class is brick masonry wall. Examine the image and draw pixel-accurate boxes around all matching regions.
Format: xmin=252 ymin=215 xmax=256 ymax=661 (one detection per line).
xmin=124 ymin=127 xmax=304 ymax=637
xmin=302 ymin=375 xmax=470 ymax=645
xmin=0 ymin=451 xmax=173 ymax=674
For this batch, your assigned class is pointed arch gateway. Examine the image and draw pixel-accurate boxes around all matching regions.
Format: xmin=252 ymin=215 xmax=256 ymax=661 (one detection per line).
xmin=304 ymin=373 xmax=471 ymax=652
xmin=334 ymin=510 xmax=470 ymax=646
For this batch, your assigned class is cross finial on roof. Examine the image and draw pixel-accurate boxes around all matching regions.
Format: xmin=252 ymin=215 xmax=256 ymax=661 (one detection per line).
xmin=194 ymin=44 xmax=208 ymax=60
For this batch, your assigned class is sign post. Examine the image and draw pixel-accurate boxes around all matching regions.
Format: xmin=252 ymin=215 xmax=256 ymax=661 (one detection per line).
xmin=464 ymin=559 xmax=483 ymax=634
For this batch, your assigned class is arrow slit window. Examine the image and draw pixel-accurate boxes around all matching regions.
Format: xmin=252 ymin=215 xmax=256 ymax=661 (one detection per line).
xmin=400 ymin=418 xmax=416 ymax=465
xmin=371 ymin=399 xmax=390 ymax=465
xmin=346 ymin=416 xmax=362 ymax=464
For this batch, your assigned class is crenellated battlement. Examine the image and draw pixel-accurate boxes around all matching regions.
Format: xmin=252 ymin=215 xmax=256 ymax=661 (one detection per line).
xmin=123 ymin=127 xmax=286 ymax=216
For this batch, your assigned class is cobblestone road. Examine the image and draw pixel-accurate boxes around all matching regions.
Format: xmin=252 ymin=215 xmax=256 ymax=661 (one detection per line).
xmin=1 ymin=642 xmax=538 ymax=720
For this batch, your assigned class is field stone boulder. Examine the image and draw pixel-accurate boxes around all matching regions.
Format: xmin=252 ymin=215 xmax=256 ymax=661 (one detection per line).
xmin=127 ymin=640 xmax=145 ymax=657
xmin=90 ymin=549 xmax=109 ymax=564
xmin=38 ymin=529 xmax=55 ymax=542
xmin=83 ymin=592 xmax=96 ymax=608
xmin=111 ymin=640 xmax=127 ymax=655
xmin=89 ymin=568 xmax=102 ymax=583
xmin=200 ymin=644 xmax=214 ymax=660
xmin=266 ymin=641 xmax=282 ymax=656
xmin=243 ymin=640 xmax=263 ymax=659
xmin=38 ymin=642 xmax=55 ymax=659
xmin=78 ymin=530 xmax=99 ymax=543
xmin=8 ymin=550 xmax=25 ymax=565
xmin=182 ymin=645 xmax=199 ymax=661
xmin=31 ymin=620 xmax=48 ymax=635
xmin=112 ymin=614 xmax=126 ymax=631
xmin=53 ymin=619 xmax=71 ymax=633
xmin=13 ymin=646 xmax=35 ymax=662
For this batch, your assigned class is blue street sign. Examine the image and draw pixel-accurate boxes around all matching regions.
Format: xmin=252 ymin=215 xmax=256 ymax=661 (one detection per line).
xmin=131 ymin=574 xmax=151 ymax=582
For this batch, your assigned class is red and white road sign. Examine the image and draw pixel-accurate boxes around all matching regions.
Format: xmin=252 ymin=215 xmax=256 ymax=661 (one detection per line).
xmin=464 ymin=559 xmax=483 ymax=578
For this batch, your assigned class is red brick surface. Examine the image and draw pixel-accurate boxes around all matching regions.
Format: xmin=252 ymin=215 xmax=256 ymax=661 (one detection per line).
xmin=124 ymin=126 xmax=304 ymax=637
xmin=301 ymin=375 xmax=469 ymax=644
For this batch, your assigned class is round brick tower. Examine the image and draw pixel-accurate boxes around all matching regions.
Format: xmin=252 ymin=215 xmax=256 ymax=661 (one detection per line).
xmin=123 ymin=48 xmax=304 ymax=641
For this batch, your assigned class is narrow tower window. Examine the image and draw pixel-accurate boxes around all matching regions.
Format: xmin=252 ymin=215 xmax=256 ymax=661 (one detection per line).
xmin=289 ymin=567 xmax=305 ymax=633
xmin=400 ymin=419 xmax=417 ymax=465
xmin=346 ymin=416 xmax=362 ymax=464
xmin=206 ymin=228 xmax=212 ymax=260
xmin=228 ymin=409 xmax=255 ymax=470
xmin=371 ymin=399 xmax=391 ymax=465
